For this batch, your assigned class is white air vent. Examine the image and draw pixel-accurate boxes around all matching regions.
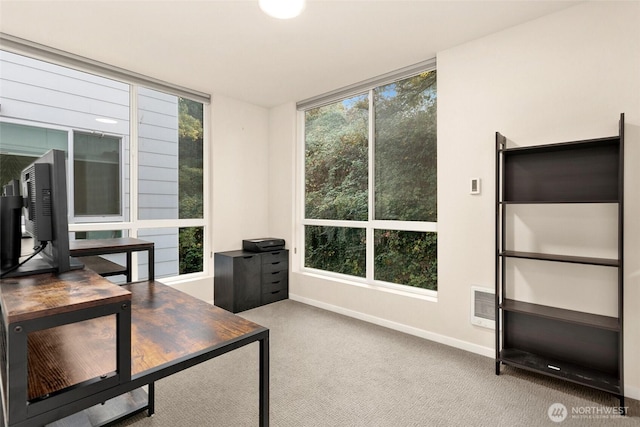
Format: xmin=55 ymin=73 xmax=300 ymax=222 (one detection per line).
xmin=471 ymin=286 xmax=495 ymax=329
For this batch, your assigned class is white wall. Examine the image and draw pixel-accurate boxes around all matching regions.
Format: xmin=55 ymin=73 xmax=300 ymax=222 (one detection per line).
xmin=271 ymin=1 xmax=640 ymax=398
xmin=268 ymin=103 xmax=297 ymax=247
xmin=211 ymin=95 xmax=270 ymax=253
xmin=167 ymin=95 xmax=271 ymax=303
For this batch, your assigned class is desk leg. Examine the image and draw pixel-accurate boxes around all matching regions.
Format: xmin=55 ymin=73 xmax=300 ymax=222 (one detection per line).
xmin=148 ymin=248 xmax=155 ymax=281
xmin=259 ymin=333 xmax=269 ymax=427
xmin=148 ymin=382 xmax=155 ymax=416
xmin=126 ymin=251 xmax=132 ymax=283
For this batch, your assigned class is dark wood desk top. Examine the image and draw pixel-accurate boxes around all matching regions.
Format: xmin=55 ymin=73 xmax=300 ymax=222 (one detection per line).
xmin=22 ymin=279 xmax=267 ymax=400
xmin=0 ymin=269 xmax=131 ymax=325
xmin=69 ymin=238 xmax=154 ymax=256
xmin=125 ymin=281 xmax=267 ymax=377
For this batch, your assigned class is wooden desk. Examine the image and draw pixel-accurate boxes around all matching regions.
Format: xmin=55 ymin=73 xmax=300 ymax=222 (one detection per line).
xmin=0 ymin=269 xmax=132 ymax=426
xmin=69 ymin=238 xmax=155 ymax=282
xmin=0 ymin=271 xmax=269 ymax=427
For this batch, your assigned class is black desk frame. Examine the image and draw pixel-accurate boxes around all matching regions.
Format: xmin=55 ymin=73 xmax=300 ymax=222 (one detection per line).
xmin=69 ymin=239 xmax=155 ymax=283
xmin=1 ymin=282 xmax=269 ymax=427
xmin=9 ymin=330 xmax=270 ymax=427
xmin=2 ymin=303 xmax=131 ymax=425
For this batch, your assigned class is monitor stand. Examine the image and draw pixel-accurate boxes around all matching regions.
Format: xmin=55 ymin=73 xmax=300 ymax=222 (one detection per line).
xmin=0 ymin=256 xmax=84 ymax=279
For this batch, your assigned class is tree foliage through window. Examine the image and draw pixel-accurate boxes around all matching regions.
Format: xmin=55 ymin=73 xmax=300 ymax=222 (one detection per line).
xmin=304 ymin=71 xmax=437 ymax=290
xmin=178 ymin=98 xmax=204 ymax=274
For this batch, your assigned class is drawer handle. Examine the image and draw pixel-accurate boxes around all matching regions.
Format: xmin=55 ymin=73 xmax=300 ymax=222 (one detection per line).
xmin=271 ymin=290 xmax=280 ymax=295
xmin=547 ymin=365 xmax=560 ymax=371
xmin=270 ymin=251 xmax=281 ymax=256
xmin=271 ymin=271 xmax=279 ymax=275
xmin=271 ymin=261 xmax=281 ymax=266
xmin=271 ymin=281 xmax=281 ymax=285
xmin=243 ymin=256 xmax=253 ymax=259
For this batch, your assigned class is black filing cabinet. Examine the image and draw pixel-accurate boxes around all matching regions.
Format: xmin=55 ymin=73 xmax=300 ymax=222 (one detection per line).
xmin=214 ymin=249 xmax=288 ymax=313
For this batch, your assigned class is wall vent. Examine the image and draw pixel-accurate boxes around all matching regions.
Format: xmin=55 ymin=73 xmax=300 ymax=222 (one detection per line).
xmin=471 ymin=286 xmax=495 ymax=329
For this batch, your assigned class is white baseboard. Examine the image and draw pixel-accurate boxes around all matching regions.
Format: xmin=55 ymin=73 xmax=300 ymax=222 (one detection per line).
xmin=289 ymin=293 xmax=640 ymax=401
xmin=625 ymin=385 xmax=640 ymax=401
xmin=289 ymin=293 xmax=494 ymax=358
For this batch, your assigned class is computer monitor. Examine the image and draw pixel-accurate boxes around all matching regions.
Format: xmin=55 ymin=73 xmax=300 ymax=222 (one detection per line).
xmin=2 ymin=179 xmax=21 ymax=196
xmin=0 ymin=187 xmax=22 ymax=270
xmin=0 ymin=149 xmax=82 ymax=277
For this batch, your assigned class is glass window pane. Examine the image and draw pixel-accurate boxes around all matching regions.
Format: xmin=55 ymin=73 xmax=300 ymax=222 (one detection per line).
xmin=137 ymin=228 xmax=179 ymax=280
xmin=374 ymin=71 xmax=437 ymax=222
xmin=0 ymin=122 xmax=68 ymax=186
xmin=74 ymin=132 xmax=121 ymax=216
xmin=304 ymin=94 xmax=368 ymax=221
xmin=0 ymin=122 xmax=68 ymax=157
xmin=305 ymin=225 xmax=365 ymax=277
xmin=179 ymin=226 xmax=204 ymax=274
xmin=1 ymin=50 xmax=206 ymax=279
xmin=73 ymin=230 xmax=125 ymax=240
xmin=138 ymin=89 xmax=203 ymax=220
xmin=179 ymin=99 xmax=204 ymax=219
xmin=136 ymin=227 xmax=204 ymax=279
xmin=0 ymin=50 xmax=130 ymax=223
xmin=374 ymin=230 xmax=437 ymax=290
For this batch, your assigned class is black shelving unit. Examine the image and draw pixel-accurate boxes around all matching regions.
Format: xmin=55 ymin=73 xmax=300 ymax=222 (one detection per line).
xmin=495 ymin=114 xmax=625 ymax=408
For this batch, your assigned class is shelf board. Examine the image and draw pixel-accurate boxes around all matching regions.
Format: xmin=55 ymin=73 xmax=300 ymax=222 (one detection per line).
xmin=501 ymin=139 xmax=620 ymax=203
xmin=500 ymin=251 xmax=618 ymax=267
xmin=27 ymin=316 xmax=116 ymax=400
xmin=499 ymin=136 xmax=620 ymax=153
xmin=500 ymin=348 xmax=621 ymax=395
xmin=46 ymin=388 xmax=148 ymax=427
xmin=500 ymin=200 xmax=619 ymax=204
xmin=78 ymin=256 xmax=127 ymax=277
xmin=501 ymin=299 xmax=620 ymax=331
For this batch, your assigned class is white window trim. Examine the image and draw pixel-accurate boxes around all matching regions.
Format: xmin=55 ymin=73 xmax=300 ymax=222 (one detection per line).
xmin=296 ymin=70 xmax=438 ymax=298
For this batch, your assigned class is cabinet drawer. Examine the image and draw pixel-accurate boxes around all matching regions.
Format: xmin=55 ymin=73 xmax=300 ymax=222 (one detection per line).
xmin=262 ymin=288 xmax=287 ymax=305
xmin=263 ymin=276 xmax=288 ymax=293
xmin=262 ymin=269 xmax=287 ymax=284
xmin=261 ymin=250 xmax=288 ymax=264
xmin=262 ymin=258 xmax=288 ymax=274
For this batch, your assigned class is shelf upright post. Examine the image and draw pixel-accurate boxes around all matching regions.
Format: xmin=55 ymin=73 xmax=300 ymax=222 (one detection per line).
xmin=617 ymin=113 xmax=625 ymax=410
xmin=495 ymin=132 xmax=506 ymax=375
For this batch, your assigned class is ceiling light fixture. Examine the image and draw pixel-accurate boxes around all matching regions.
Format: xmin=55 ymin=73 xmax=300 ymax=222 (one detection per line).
xmin=259 ymin=0 xmax=306 ymax=19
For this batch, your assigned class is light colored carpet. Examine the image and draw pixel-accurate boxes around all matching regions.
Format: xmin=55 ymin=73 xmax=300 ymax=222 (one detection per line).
xmin=117 ymin=299 xmax=639 ymax=427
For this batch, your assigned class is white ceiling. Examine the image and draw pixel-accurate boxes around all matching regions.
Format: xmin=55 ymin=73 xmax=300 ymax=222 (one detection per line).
xmin=0 ymin=0 xmax=581 ymax=108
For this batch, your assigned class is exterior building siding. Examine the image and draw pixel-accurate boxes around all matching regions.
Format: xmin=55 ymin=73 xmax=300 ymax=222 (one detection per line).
xmin=0 ymin=50 xmax=180 ymax=279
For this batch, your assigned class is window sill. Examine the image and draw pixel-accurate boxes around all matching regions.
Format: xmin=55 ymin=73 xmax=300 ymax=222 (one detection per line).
xmin=160 ymin=272 xmax=211 ymax=285
xmin=297 ymin=269 xmax=438 ymax=303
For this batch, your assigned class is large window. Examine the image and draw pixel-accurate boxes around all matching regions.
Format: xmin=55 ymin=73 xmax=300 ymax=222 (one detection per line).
xmin=0 ymin=49 xmax=207 ymax=280
xmin=302 ymin=70 xmax=437 ymax=292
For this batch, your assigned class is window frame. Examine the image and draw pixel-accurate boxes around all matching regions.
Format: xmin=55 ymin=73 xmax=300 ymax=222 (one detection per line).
xmin=0 ymin=118 xmax=128 ymax=222
xmin=297 ymin=68 xmax=438 ymax=298
xmin=0 ymin=47 xmax=211 ymax=281
xmin=70 ymin=129 xmax=126 ymax=223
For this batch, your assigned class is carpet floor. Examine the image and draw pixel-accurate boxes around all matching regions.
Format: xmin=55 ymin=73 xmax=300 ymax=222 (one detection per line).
xmin=117 ymin=299 xmax=639 ymax=427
